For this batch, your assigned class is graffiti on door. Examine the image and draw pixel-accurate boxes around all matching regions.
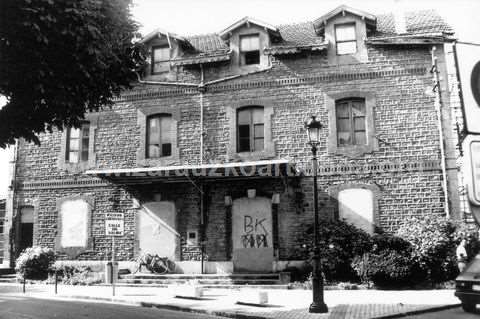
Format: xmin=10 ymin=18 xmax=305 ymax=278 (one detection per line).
xmin=240 ymin=215 xmax=269 ymax=248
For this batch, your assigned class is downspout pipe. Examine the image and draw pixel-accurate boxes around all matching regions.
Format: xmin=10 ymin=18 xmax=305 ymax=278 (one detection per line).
xmin=432 ymin=46 xmax=451 ymax=218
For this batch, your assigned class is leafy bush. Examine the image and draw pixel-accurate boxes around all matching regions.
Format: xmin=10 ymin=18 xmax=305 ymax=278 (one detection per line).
xmin=352 ymin=249 xmax=420 ymax=288
xmin=15 ymin=246 xmax=55 ymax=280
xmin=55 ymin=264 xmax=103 ymax=285
xmin=395 ymin=216 xmax=458 ymax=283
xmin=303 ymin=218 xmax=373 ymax=282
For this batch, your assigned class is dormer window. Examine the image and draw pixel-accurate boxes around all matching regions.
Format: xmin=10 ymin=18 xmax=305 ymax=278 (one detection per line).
xmin=151 ymin=46 xmax=170 ymax=74
xmin=240 ymin=34 xmax=260 ymax=66
xmin=335 ymin=23 xmax=357 ymax=55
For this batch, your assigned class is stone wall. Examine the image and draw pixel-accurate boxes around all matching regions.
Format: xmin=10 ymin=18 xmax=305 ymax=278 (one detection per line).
xmin=11 ymin=45 xmax=456 ymax=262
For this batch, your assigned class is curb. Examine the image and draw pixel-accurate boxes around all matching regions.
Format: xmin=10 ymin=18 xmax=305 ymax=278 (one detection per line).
xmin=26 ymin=293 xmax=462 ymax=319
xmin=374 ymin=303 xmax=461 ymax=319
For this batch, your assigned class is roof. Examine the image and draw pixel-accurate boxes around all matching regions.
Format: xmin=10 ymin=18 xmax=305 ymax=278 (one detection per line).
xmin=376 ymin=10 xmax=454 ymax=36
xmin=142 ymin=8 xmax=453 ymax=62
xmin=140 ymin=28 xmax=187 ymax=44
xmin=313 ymin=5 xmax=377 ymax=30
xmin=85 ymin=159 xmax=292 ymax=184
xmin=219 ymin=16 xmax=279 ymax=39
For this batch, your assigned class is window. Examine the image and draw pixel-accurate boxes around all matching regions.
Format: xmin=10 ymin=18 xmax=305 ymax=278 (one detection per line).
xmin=237 ymin=106 xmax=264 ymax=152
xmin=335 ymin=23 xmax=357 ymax=55
xmin=336 ymin=98 xmax=366 ymax=146
xmin=66 ymin=122 xmax=90 ymax=163
xmin=151 ymin=46 xmax=170 ymax=73
xmin=240 ymin=34 xmax=260 ymax=66
xmin=147 ymin=114 xmax=174 ymax=158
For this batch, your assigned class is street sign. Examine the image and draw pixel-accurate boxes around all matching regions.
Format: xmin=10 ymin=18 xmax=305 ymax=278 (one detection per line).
xmin=105 ymin=213 xmax=124 ymax=236
xmin=455 ymin=43 xmax=480 ymax=134
xmin=463 ymin=135 xmax=480 ymax=206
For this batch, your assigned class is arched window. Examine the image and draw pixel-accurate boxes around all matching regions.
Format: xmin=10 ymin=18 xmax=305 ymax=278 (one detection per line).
xmin=335 ymin=98 xmax=366 ymax=146
xmin=237 ymin=106 xmax=264 ymax=153
xmin=147 ymin=114 xmax=173 ymax=158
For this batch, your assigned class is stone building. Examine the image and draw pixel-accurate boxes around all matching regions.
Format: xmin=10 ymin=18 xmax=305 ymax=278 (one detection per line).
xmin=0 ymin=5 xmax=461 ymax=273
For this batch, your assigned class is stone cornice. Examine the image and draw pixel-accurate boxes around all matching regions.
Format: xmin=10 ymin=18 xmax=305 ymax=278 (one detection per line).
xmin=115 ymin=66 xmax=427 ymax=102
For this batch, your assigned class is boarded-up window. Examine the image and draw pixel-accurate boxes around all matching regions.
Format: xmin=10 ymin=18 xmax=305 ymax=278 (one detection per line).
xmin=338 ymin=188 xmax=374 ymax=233
xmin=59 ymin=199 xmax=89 ymax=248
xmin=66 ymin=122 xmax=90 ymax=163
xmin=336 ymin=98 xmax=366 ymax=147
xmin=147 ymin=114 xmax=174 ymax=158
xmin=152 ymin=46 xmax=170 ymax=73
xmin=237 ymin=106 xmax=264 ymax=152
xmin=335 ymin=23 xmax=357 ymax=55
xmin=240 ymin=34 xmax=260 ymax=65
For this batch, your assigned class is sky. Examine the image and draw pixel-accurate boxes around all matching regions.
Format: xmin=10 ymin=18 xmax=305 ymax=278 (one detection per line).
xmin=0 ymin=0 xmax=479 ymax=198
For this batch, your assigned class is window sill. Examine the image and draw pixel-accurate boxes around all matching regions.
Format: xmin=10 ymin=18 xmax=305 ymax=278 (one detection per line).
xmin=334 ymin=144 xmax=374 ymax=157
xmin=138 ymin=156 xmax=180 ymax=167
xmin=58 ymin=159 xmax=95 ymax=174
xmin=230 ymin=150 xmax=276 ymax=161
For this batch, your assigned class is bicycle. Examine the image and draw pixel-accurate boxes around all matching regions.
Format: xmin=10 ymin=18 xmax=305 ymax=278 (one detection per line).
xmin=131 ymin=253 xmax=176 ymax=274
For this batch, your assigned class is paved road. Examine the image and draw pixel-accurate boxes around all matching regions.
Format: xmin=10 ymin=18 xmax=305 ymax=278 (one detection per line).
xmin=407 ymin=307 xmax=477 ymax=318
xmin=0 ymin=292 xmax=222 ymax=319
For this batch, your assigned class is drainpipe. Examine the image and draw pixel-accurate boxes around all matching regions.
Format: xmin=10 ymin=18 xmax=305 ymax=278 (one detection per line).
xmin=199 ymin=64 xmax=206 ymax=274
xmin=199 ymin=64 xmax=205 ymax=165
xmin=432 ymin=46 xmax=450 ymax=218
xmin=6 ymin=140 xmax=18 ymax=268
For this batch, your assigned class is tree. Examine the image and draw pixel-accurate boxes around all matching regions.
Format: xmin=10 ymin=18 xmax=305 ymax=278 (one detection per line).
xmin=0 ymin=0 xmax=145 ymax=147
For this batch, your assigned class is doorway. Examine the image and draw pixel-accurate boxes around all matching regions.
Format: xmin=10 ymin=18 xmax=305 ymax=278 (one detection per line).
xmin=18 ymin=207 xmax=34 ymax=255
xmin=138 ymin=201 xmax=178 ymax=260
xmin=232 ymin=197 xmax=273 ymax=273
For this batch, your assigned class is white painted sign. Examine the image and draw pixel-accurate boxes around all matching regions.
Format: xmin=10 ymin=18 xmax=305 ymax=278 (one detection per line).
xmin=456 ymin=43 xmax=480 ymax=134
xmin=106 ymin=213 xmax=124 ymax=236
xmin=463 ymin=135 xmax=480 ymax=206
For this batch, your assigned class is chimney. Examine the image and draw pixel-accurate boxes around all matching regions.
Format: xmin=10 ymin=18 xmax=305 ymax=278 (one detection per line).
xmin=394 ymin=0 xmax=407 ymax=34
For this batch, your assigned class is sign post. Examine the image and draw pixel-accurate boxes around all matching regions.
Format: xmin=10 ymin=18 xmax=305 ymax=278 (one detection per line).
xmin=105 ymin=213 xmax=124 ymax=297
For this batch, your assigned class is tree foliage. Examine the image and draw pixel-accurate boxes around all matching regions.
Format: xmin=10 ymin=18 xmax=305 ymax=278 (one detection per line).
xmin=0 ymin=0 xmax=145 ymax=147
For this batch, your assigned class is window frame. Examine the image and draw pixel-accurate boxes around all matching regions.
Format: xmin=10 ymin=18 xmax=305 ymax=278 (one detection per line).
xmin=239 ymin=33 xmax=261 ymax=66
xmin=227 ymin=100 xmax=275 ymax=161
xmin=335 ymin=98 xmax=367 ymax=147
xmin=146 ymin=114 xmax=174 ymax=159
xmin=137 ymin=106 xmax=180 ymax=166
xmin=326 ymin=91 xmax=377 ymax=157
xmin=58 ymin=114 xmax=98 ymax=173
xmin=334 ymin=23 xmax=357 ymax=55
xmin=66 ymin=122 xmax=90 ymax=163
xmin=236 ymin=106 xmax=265 ymax=153
xmin=151 ymin=45 xmax=171 ymax=74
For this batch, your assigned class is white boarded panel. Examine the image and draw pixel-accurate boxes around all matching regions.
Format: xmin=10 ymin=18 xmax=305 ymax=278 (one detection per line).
xmin=60 ymin=199 xmax=89 ymax=248
xmin=338 ymin=188 xmax=374 ymax=233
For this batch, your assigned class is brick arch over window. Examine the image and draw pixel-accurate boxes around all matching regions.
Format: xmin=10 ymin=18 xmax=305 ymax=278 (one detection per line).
xmin=326 ymin=91 xmax=377 ymax=157
xmin=328 ymin=183 xmax=381 ymax=234
xmin=137 ymin=105 xmax=180 ymax=166
xmin=227 ymin=99 xmax=275 ymax=161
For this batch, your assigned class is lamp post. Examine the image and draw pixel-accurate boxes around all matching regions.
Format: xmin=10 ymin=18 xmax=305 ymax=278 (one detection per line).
xmin=305 ymin=115 xmax=328 ymax=314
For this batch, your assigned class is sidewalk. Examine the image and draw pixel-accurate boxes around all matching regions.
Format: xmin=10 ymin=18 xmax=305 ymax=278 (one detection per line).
xmin=1 ymin=283 xmax=460 ymax=319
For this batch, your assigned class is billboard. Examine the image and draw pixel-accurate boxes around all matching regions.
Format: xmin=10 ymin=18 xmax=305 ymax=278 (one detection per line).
xmin=456 ymin=42 xmax=480 ymax=133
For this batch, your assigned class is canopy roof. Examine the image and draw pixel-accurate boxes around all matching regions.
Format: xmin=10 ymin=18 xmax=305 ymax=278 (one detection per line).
xmin=85 ymin=159 xmax=294 ymax=184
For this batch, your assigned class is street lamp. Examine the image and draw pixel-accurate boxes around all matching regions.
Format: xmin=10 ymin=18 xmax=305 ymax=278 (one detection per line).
xmin=304 ymin=115 xmax=328 ymax=314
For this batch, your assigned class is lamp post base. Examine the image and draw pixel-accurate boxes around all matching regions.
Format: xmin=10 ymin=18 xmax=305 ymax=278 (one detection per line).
xmin=309 ymin=302 xmax=329 ymax=313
